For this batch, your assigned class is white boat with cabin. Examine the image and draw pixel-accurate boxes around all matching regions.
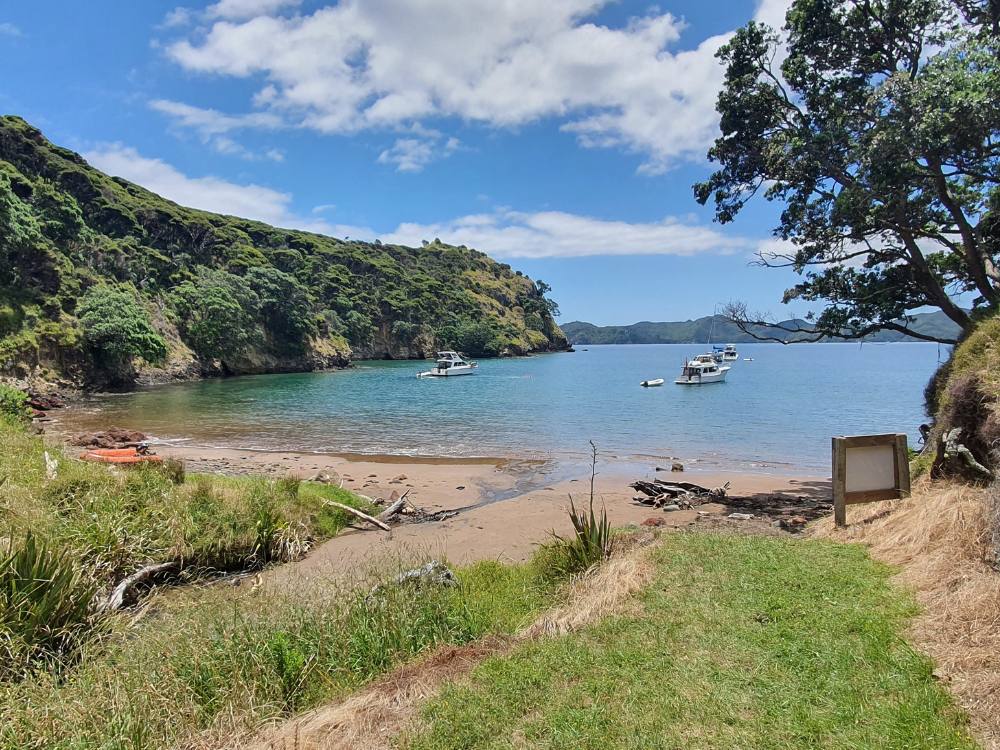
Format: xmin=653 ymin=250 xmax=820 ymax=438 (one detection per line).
xmin=722 ymin=344 xmax=739 ymax=361
xmin=675 ymin=354 xmax=730 ymax=385
xmin=417 ymin=351 xmax=478 ymax=377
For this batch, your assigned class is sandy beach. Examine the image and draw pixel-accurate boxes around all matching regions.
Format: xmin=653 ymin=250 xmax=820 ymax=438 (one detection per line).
xmin=148 ymin=443 xmax=831 ymax=583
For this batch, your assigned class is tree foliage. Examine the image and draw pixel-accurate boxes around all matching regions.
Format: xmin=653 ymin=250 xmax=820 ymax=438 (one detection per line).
xmin=695 ymin=0 xmax=1000 ymax=344
xmin=77 ymin=286 xmax=166 ymax=365
xmin=171 ymin=269 xmax=260 ymax=361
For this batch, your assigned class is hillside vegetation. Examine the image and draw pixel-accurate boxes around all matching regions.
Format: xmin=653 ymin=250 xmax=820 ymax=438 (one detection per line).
xmin=0 ymin=116 xmax=566 ymax=389
xmin=563 ymin=312 xmax=961 ymax=346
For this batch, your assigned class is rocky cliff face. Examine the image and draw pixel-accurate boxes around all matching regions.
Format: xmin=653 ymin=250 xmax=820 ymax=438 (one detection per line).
xmin=0 ymin=116 xmax=568 ymax=391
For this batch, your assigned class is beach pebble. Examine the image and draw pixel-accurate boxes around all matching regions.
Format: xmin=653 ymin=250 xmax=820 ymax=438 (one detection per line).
xmin=728 ymin=512 xmax=755 ymax=521
xmin=662 ymin=504 xmax=681 ymax=511
xmin=456 ymin=485 xmax=465 ymax=490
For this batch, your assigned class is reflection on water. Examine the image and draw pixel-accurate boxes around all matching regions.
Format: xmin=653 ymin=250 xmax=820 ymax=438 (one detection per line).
xmin=57 ymin=342 xmax=943 ymax=474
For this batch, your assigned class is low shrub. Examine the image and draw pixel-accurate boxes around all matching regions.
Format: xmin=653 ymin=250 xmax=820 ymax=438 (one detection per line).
xmin=535 ymin=497 xmax=612 ymax=580
xmin=0 ymin=384 xmax=28 ymax=423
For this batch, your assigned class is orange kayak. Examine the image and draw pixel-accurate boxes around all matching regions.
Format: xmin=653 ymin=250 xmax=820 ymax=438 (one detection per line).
xmin=81 ymin=449 xmax=162 ymax=464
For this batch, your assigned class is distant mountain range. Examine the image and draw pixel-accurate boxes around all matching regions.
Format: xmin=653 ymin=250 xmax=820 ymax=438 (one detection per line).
xmin=561 ymin=312 xmax=961 ymax=345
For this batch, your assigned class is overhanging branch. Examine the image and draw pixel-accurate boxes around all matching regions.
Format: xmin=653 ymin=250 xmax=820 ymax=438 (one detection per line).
xmin=723 ymin=301 xmax=959 ymax=345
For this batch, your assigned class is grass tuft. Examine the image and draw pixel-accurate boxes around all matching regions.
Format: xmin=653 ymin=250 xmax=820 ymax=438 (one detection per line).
xmin=0 ymin=533 xmax=98 ymax=681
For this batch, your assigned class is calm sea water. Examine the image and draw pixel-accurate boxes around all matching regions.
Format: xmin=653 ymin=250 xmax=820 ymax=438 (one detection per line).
xmin=61 ymin=343 xmax=945 ymax=474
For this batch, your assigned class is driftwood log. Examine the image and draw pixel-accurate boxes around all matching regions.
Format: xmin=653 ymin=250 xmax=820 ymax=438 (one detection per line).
xmin=98 ymin=560 xmax=179 ymax=613
xmin=376 ymin=490 xmax=411 ymax=522
xmin=324 ymin=500 xmax=392 ymax=531
xmin=630 ymin=479 xmax=729 ymax=508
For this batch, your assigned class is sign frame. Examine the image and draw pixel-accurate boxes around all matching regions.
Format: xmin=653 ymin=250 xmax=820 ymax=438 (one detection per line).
xmin=832 ymin=433 xmax=911 ymax=527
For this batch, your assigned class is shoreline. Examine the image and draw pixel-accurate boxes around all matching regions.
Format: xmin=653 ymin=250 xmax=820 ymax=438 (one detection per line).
xmin=146 ymin=441 xmax=831 ymax=577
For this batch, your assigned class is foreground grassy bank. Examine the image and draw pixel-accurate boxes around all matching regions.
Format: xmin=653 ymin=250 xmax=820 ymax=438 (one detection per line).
xmin=0 ymin=419 xmax=573 ymax=748
xmin=0 ymin=418 xmax=374 ymax=679
xmin=405 ymin=533 xmax=975 ymax=750
xmin=0 ymin=421 xmax=371 ymax=583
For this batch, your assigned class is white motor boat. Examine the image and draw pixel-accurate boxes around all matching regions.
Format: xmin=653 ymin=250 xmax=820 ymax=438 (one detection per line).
xmin=640 ymin=378 xmax=664 ymax=387
xmin=743 ymin=356 xmax=754 ymax=362
xmin=722 ymin=344 xmax=739 ymax=361
xmin=675 ymin=354 xmax=730 ymax=385
xmin=417 ymin=351 xmax=478 ymax=377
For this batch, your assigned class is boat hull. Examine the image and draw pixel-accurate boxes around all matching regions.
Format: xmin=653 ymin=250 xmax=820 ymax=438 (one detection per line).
xmin=675 ymin=369 xmax=729 ymax=385
xmin=418 ymin=365 xmax=477 ymax=377
xmin=640 ymin=379 xmax=664 ymax=387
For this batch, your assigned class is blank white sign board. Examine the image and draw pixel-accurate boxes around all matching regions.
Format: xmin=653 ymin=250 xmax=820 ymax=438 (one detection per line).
xmin=844 ymin=445 xmax=896 ymax=493
xmin=832 ymin=433 xmax=910 ymax=527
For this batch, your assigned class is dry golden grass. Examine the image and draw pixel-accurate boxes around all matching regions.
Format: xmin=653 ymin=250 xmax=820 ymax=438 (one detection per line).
xmin=811 ymin=480 xmax=1000 ymax=749
xmin=248 ymin=537 xmax=659 ymax=750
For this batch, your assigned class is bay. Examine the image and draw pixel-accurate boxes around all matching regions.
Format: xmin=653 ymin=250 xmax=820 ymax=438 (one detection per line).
xmin=63 ymin=342 xmax=945 ymax=474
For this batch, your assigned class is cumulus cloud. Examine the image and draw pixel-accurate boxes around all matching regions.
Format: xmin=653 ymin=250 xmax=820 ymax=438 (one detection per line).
xmin=149 ymin=99 xmax=285 ymax=160
xmin=160 ymin=0 xmax=793 ymax=172
xmin=377 ymin=135 xmax=460 ymax=172
xmin=380 ymin=209 xmax=751 ymax=259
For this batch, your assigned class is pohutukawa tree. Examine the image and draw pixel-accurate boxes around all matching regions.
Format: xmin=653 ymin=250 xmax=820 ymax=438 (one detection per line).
xmin=695 ymin=0 xmax=1000 ymax=344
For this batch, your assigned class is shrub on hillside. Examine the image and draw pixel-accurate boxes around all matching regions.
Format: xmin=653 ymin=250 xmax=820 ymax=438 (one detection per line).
xmin=0 ymin=384 xmax=28 ymax=423
xmin=170 ymin=268 xmax=261 ymax=361
xmin=78 ymin=285 xmax=167 ymax=368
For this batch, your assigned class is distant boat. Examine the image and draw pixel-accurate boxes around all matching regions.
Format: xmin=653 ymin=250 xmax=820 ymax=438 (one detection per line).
xmin=640 ymin=378 xmax=664 ymax=387
xmin=743 ymin=356 xmax=754 ymax=361
xmin=417 ymin=351 xmax=477 ymax=378
xmin=722 ymin=343 xmax=739 ymax=360
xmin=675 ymin=354 xmax=730 ymax=385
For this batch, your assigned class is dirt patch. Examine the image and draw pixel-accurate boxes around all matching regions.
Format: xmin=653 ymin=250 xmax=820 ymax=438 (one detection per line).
xmin=247 ymin=538 xmax=659 ymax=750
xmin=811 ymin=481 xmax=1000 ymax=749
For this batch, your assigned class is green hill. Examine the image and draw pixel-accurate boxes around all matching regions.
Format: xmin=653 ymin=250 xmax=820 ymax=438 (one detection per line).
xmin=562 ymin=312 xmax=961 ymax=345
xmin=0 ymin=116 xmax=566 ymax=389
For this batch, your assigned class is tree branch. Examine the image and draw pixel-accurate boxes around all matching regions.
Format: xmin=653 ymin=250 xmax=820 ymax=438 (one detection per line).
xmin=925 ymin=156 xmax=999 ymax=304
xmin=724 ymin=302 xmax=960 ymax=345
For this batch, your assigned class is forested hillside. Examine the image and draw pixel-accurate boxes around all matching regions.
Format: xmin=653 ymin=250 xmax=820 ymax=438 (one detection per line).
xmin=563 ymin=312 xmax=961 ymax=345
xmin=0 ymin=116 xmax=566 ymax=389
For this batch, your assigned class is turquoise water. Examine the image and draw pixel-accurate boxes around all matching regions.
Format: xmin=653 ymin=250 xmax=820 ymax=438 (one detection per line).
xmin=63 ymin=343 xmax=944 ymax=474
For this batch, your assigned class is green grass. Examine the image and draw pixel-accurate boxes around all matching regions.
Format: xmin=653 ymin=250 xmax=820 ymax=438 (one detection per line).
xmin=0 ymin=556 xmax=557 ymax=749
xmin=0 ymin=421 xmax=372 ymax=586
xmin=406 ymin=533 xmax=976 ymax=750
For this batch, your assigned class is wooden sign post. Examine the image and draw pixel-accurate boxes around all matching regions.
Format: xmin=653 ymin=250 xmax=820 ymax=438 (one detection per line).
xmin=832 ymin=433 xmax=911 ymax=527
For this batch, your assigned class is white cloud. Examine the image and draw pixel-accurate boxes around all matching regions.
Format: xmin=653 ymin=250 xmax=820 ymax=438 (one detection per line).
xmin=161 ymin=8 xmax=194 ymax=28
xmin=377 ymin=135 xmax=460 ymax=172
xmin=162 ymin=0 xmax=793 ymax=172
xmin=207 ymin=0 xmax=301 ymax=20
xmin=149 ymin=99 xmax=285 ymax=160
xmin=0 ymin=22 xmax=23 ymax=37
xmin=380 ymin=209 xmax=751 ymax=259
xmin=150 ymin=99 xmax=282 ymax=135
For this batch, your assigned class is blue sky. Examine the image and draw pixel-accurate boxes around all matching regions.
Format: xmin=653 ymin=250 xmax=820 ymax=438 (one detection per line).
xmin=0 ymin=0 xmax=808 ymax=325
